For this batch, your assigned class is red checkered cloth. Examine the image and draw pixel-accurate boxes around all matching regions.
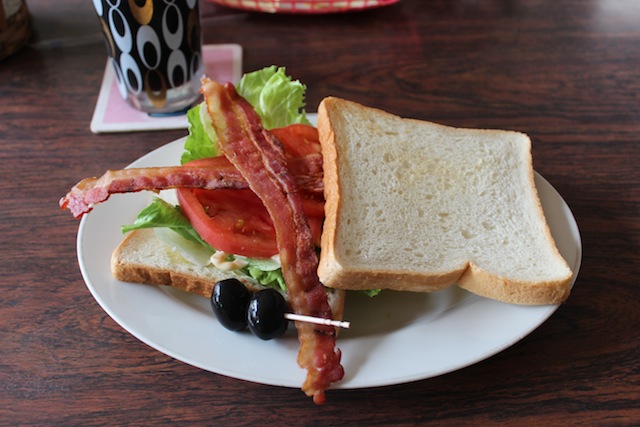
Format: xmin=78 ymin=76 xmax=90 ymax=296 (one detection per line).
xmin=209 ymin=0 xmax=400 ymax=14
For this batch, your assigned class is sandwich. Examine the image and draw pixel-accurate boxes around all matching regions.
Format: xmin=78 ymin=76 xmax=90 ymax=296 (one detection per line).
xmin=60 ymin=66 xmax=574 ymax=403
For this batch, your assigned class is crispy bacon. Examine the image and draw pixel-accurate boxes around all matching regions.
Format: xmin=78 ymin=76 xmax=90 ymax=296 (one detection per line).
xmin=201 ymin=79 xmax=343 ymax=404
xmin=60 ymin=155 xmax=323 ymax=219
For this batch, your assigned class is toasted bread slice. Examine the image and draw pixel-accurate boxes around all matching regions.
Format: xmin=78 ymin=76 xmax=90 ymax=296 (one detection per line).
xmin=317 ymin=97 xmax=573 ymax=305
xmin=111 ymin=228 xmax=345 ymax=320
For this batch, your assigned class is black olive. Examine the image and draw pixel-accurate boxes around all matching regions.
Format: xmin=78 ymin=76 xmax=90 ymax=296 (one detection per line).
xmin=246 ymin=289 xmax=289 ymax=340
xmin=211 ymin=278 xmax=250 ymax=331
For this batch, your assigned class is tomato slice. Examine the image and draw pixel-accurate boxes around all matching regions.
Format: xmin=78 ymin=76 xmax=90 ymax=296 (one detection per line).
xmin=271 ymin=124 xmax=321 ymax=157
xmin=177 ymin=124 xmax=325 ymax=259
xmin=177 ymin=187 xmax=278 ymax=258
xmin=273 ymin=123 xmax=325 ymax=218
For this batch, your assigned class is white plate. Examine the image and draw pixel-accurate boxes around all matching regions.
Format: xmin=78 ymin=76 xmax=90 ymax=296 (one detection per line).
xmin=77 ymin=136 xmax=582 ymax=390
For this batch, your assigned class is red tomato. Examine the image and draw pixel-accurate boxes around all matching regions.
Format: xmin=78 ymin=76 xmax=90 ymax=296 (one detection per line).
xmin=273 ymin=124 xmax=325 ymax=218
xmin=177 ymin=187 xmax=278 ymax=258
xmin=177 ymin=124 xmax=325 ymax=258
xmin=271 ymin=124 xmax=321 ymax=157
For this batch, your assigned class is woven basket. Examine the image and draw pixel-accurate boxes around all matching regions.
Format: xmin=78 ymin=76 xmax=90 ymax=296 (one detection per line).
xmin=0 ymin=0 xmax=31 ymax=61
xmin=208 ymin=0 xmax=400 ymax=14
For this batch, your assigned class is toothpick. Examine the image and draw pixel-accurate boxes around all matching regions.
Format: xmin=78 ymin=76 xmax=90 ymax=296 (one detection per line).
xmin=284 ymin=313 xmax=350 ymax=329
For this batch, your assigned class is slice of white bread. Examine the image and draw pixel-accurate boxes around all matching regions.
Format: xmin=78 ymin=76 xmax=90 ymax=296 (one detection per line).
xmin=317 ymin=97 xmax=573 ymax=305
xmin=111 ymin=228 xmax=345 ymax=320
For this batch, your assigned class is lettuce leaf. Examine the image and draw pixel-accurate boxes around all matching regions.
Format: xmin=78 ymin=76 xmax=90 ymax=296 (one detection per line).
xmin=243 ymin=266 xmax=286 ymax=292
xmin=236 ymin=65 xmax=310 ymax=130
xmin=181 ymin=103 xmax=219 ymax=165
xmin=121 ymin=197 xmax=210 ymax=248
xmin=361 ymin=289 xmax=382 ymax=297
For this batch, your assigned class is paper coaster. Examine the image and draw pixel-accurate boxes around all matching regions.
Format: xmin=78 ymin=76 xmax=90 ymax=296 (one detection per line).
xmin=90 ymin=44 xmax=243 ymax=134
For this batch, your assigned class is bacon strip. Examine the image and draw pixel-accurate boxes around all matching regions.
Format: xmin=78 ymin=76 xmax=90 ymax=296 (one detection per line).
xmin=202 ymin=79 xmax=343 ymax=404
xmin=60 ymin=155 xmax=323 ymax=219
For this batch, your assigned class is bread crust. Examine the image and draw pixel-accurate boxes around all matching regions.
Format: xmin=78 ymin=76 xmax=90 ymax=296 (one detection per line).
xmin=317 ymin=99 xmax=340 ymax=289
xmin=457 ymin=263 xmax=571 ymax=305
xmin=317 ymin=97 xmax=573 ymax=305
xmin=112 ymin=260 xmax=214 ymax=298
xmin=111 ymin=229 xmax=254 ymax=298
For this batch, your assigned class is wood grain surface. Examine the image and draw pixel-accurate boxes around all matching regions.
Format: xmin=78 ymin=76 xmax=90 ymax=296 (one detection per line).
xmin=1 ymin=0 xmax=639 ymax=425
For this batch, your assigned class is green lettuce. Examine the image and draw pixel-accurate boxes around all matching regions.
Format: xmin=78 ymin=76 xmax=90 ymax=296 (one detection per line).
xmin=181 ymin=104 xmax=219 ymax=165
xmin=361 ymin=289 xmax=382 ymax=298
xmin=121 ymin=198 xmax=211 ymax=248
xmin=244 ymin=266 xmax=286 ymax=292
xmin=236 ymin=65 xmax=311 ymax=130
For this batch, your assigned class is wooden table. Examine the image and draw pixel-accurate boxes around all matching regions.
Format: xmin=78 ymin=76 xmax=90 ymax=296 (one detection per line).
xmin=2 ymin=0 xmax=639 ymax=424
